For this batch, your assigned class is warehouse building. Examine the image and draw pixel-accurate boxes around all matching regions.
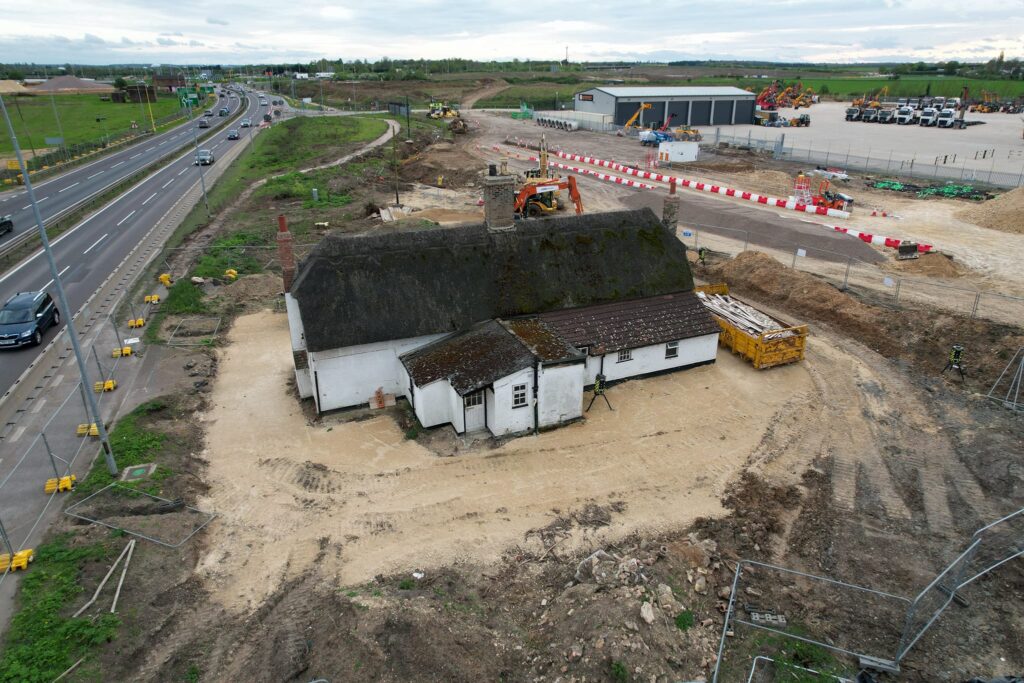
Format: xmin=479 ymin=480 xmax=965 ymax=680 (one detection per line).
xmin=573 ymin=86 xmax=756 ymax=127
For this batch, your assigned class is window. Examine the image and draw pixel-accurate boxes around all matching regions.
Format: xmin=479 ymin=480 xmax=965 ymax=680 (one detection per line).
xmin=617 ymin=349 xmax=632 ymax=363
xmin=665 ymin=341 xmax=679 ymax=359
xmin=512 ymin=383 xmax=528 ymax=408
xmin=464 ymin=391 xmax=483 ymax=408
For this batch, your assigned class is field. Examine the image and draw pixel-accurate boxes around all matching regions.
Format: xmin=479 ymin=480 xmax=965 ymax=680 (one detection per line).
xmin=0 ymin=93 xmax=183 ymax=155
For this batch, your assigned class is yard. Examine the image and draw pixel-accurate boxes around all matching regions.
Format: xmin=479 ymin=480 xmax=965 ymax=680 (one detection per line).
xmin=0 ymin=93 xmax=183 ymax=155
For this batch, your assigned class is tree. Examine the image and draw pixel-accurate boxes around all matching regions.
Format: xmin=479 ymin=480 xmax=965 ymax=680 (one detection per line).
xmin=4 ymin=69 xmax=25 ymax=81
xmin=943 ymin=61 xmax=960 ymax=76
xmin=113 ymin=76 xmax=127 ymax=90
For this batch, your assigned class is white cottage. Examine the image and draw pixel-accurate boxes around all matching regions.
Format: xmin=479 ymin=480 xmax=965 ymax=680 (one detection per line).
xmin=280 ymin=187 xmax=719 ymax=437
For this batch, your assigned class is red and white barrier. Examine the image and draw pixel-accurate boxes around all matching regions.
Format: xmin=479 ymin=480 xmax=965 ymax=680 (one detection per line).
xmin=549 ymin=149 xmax=851 ymax=220
xmin=548 ymin=161 xmax=657 ymax=190
xmin=817 ymin=222 xmax=933 ymax=253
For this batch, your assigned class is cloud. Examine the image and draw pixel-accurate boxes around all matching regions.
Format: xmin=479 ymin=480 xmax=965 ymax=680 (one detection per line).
xmin=320 ymin=6 xmax=355 ymax=20
xmin=206 ymin=17 xmax=229 ymax=25
xmin=157 ymin=37 xmax=182 ymax=46
xmin=159 ymin=31 xmax=184 ymax=37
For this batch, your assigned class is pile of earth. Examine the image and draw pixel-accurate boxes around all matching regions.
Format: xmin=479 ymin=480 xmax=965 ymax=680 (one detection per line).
xmin=955 ymin=186 xmax=1024 ymax=234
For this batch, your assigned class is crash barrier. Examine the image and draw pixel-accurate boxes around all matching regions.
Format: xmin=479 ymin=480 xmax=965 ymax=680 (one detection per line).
xmin=815 ymin=220 xmax=934 ymax=253
xmin=712 ymin=507 xmax=1024 ymax=680
xmin=533 ymin=114 xmax=579 ymax=131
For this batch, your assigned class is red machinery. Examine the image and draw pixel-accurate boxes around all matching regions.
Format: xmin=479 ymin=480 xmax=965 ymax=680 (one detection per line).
xmin=514 ymin=176 xmax=583 ymax=217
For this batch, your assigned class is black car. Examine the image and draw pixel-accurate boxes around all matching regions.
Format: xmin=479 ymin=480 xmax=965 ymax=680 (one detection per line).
xmin=0 ymin=291 xmax=60 ymax=348
xmin=227 ymin=129 xmax=240 ymax=140
xmin=0 ymin=214 xmax=12 ymax=238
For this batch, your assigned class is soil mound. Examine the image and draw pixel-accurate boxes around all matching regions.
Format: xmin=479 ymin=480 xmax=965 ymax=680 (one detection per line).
xmin=887 ymin=251 xmax=966 ymax=278
xmin=955 ymin=187 xmax=1024 ymax=234
xmin=217 ymin=273 xmax=284 ymax=304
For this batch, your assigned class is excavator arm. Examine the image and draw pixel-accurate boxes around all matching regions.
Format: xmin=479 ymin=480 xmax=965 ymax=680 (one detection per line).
xmin=622 ymin=103 xmax=652 ymax=129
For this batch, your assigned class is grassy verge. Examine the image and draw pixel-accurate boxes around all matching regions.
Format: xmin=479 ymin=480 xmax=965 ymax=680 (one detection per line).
xmin=0 ymin=534 xmax=118 ymax=682
xmin=0 ymin=93 xmax=183 ymax=156
xmin=74 ymin=400 xmax=170 ymax=498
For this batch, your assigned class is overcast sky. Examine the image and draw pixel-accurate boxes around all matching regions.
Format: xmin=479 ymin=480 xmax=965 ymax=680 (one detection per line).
xmin=2 ymin=0 xmax=1022 ymax=66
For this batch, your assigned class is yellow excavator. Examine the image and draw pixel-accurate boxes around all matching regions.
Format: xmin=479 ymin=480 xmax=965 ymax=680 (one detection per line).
xmin=514 ymin=135 xmax=584 ymax=218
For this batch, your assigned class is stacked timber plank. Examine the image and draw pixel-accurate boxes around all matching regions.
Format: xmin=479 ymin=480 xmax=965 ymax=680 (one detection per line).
xmin=695 ymin=291 xmax=795 ymax=340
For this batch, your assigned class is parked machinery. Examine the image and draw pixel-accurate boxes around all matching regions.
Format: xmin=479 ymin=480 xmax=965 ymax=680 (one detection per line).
xmin=428 ymin=101 xmax=459 ymax=119
xmin=514 ymin=135 xmax=584 ymax=218
xmin=621 ymin=103 xmax=652 ymax=131
xmin=812 ymin=179 xmax=853 ymax=212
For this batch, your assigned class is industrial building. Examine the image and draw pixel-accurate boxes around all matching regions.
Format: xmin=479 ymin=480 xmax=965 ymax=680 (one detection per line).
xmin=573 ymin=86 xmax=756 ymax=127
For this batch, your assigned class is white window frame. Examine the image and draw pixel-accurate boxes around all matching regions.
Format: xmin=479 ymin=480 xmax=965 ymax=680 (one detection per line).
xmin=512 ymin=383 xmax=528 ymax=408
xmin=617 ymin=349 xmax=632 ymax=363
xmin=464 ymin=391 xmax=483 ymax=408
xmin=665 ymin=341 xmax=679 ymax=359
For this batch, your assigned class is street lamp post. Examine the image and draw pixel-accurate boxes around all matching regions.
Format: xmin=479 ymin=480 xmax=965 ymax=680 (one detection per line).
xmin=0 ymin=95 xmax=118 ymax=476
xmin=178 ymin=70 xmax=211 ymax=216
xmin=95 ymin=116 xmax=109 ymax=146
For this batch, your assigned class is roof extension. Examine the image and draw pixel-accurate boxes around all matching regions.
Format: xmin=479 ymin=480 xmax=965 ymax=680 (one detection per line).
xmin=538 ymin=291 xmax=719 ymax=354
xmin=292 ymin=208 xmax=696 ymax=353
xmin=587 ymin=86 xmax=755 ymax=99
xmin=402 ymin=320 xmax=537 ymax=396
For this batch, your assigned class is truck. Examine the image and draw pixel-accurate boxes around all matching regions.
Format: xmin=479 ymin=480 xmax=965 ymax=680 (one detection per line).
xmin=845 ymin=107 xmax=862 ymax=121
xmin=877 ymin=109 xmax=896 ymax=124
xmin=936 ymin=108 xmax=958 ymax=128
xmin=862 ymin=108 xmax=880 ymax=123
xmin=919 ymin=107 xmax=939 ymax=126
xmin=895 ymin=106 xmax=918 ymax=124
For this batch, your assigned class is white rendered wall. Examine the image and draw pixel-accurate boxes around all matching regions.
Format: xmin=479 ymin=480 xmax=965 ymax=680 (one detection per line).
xmin=413 ymin=379 xmax=455 ymax=429
xmin=309 ymin=333 xmax=445 ymax=412
xmin=537 ymin=363 xmax=584 ymax=428
xmin=490 ymin=367 xmax=536 ymax=436
xmin=285 ymin=294 xmax=314 ymax=399
xmin=598 ymin=334 xmax=718 ymax=383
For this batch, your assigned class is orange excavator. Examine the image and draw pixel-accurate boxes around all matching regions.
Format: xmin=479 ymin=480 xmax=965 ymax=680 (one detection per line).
xmin=514 ymin=135 xmax=584 ymax=218
xmin=812 ymin=179 xmax=853 ymax=211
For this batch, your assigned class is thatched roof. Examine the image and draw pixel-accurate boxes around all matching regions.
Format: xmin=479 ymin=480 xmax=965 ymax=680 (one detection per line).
xmin=292 ymin=208 xmax=695 ymax=353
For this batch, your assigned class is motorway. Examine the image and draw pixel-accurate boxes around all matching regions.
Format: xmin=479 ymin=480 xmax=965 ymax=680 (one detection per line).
xmin=0 ymin=89 xmax=264 ymax=392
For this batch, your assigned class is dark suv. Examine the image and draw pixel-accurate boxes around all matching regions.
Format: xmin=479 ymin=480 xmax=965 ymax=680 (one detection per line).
xmin=0 ymin=214 xmax=12 ymax=238
xmin=0 ymin=291 xmax=60 ymax=348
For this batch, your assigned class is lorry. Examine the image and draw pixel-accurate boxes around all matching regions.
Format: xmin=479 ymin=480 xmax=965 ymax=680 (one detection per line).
xmin=895 ymin=106 xmax=918 ymax=124
xmin=918 ymin=107 xmax=939 ymax=126
xmin=877 ymin=109 xmax=896 ymax=124
xmin=845 ymin=107 xmax=862 ymax=121
xmin=862 ymin=108 xmax=880 ymax=123
xmin=936 ymin=108 xmax=958 ymax=128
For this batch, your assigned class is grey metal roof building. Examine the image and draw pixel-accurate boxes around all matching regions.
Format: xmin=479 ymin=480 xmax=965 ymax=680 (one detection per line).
xmin=574 ymin=86 xmax=756 ymax=127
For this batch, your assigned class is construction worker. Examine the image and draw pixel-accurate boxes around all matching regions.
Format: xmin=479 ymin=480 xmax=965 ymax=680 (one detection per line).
xmin=586 ymin=373 xmax=613 ymax=412
xmin=942 ymin=344 xmax=966 ymax=380
xmin=697 ymin=247 xmax=708 ymax=267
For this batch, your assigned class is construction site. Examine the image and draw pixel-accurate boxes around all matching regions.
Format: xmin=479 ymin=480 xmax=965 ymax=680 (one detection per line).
xmin=2 ymin=72 xmax=1023 ymax=683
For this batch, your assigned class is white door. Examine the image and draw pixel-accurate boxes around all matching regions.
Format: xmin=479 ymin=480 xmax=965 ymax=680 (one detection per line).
xmin=464 ymin=391 xmax=486 ymax=433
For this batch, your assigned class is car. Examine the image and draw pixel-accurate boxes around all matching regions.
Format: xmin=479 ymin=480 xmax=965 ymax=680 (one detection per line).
xmin=203 ymin=109 xmax=214 ymax=117
xmin=263 ymin=113 xmax=272 ymax=122
xmin=0 ymin=214 xmax=12 ymax=238
xmin=240 ymin=118 xmax=251 ymax=128
xmin=227 ymin=129 xmax=240 ymax=140
xmin=198 ymin=118 xmax=211 ymax=129
xmin=0 ymin=291 xmax=60 ymax=348
xmin=194 ymin=149 xmax=215 ymax=165
xmin=218 ymin=107 xmax=229 ymax=116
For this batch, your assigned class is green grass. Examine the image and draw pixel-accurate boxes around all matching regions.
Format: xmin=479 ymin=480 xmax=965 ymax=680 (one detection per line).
xmin=674 ymin=610 xmax=694 ymax=631
xmin=610 ymin=660 xmax=629 ymax=682
xmin=0 ymin=534 xmax=118 ymax=682
xmin=475 ymin=84 xmax=574 ymax=109
xmin=190 ymin=231 xmax=267 ymax=279
xmin=0 ymin=93 xmax=183 ymax=155
xmin=163 ymin=280 xmax=209 ymax=314
xmin=75 ymin=400 xmax=168 ymax=497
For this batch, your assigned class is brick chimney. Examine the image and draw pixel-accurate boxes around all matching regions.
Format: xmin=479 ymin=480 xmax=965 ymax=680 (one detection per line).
xmin=277 ymin=214 xmax=295 ymax=293
xmin=482 ymin=164 xmax=515 ymax=232
xmin=662 ymin=178 xmax=679 ymax=235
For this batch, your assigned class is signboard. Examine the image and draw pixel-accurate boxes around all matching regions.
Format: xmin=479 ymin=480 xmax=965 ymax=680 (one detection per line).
xmin=796 ymin=248 xmax=807 ymax=258
xmin=578 ymin=93 xmax=594 ymax=101
xmin=124 ymin=337 xmax=140 ymax=345
xmin=302 ymin=97 xmax=312 ymax=104
xmin=44 ymin=137 xmax=64 ymax=145
xmin=682 ymin=230 xmax=693 ymax=237
xmin=534 ymin=184 xmax=559 ymax=194
xmin=6 ymin=160 xmax=20 ymax=170
xmin=883 ymin=277 xmax=895 ymax=288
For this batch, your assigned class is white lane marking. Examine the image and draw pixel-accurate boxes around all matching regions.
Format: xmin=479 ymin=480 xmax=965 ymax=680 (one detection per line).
xmin=83 ymin=233 xmax=108 ymax=254
xmin=112 ymin=161 xmax=125 ymax=168
xmin=162 ymin=178 xmax=174 ymax=189
xmin=87 ymin=171 xmax=104 ymax=179
xmin=158 ymin=140 xmax=167 ymax=145
xmin=142 ymin=192 xmax=157 ymax=206
xmin=43 ymin=265 xmax=70 ymax=290
xmin=145 ymin=147 xmax=155 ymax=151
xmin=178 ymin=168 xmax=188 ymax=176
xmin=210 ymin=143 xmax=220 ymax=150
xmin=37 ymin=196 xmax=48 ymax=202
xmin=58 ymin=182 xmax=80 ymax=193
xmin=129 ymin=153 xmax=142 ymax=160
xmin=116 ymin=210 xmax=136 ymax=226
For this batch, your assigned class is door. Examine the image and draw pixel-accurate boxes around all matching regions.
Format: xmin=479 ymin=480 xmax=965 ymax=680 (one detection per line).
xmin=464 ymin=391 xmax=486 ymax=433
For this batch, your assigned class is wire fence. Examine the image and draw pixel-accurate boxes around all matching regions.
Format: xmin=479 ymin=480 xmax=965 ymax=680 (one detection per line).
xmin=678 ymin=221 xmax=1024 ymax=329
xmin=705 ymin=129 xmax=1024 ymax=188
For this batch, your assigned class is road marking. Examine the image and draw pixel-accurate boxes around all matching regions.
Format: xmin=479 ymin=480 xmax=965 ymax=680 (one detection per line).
xmin=129 ymin=153 xmax=142 ymax=160
xmin=43 ymin=266 xmax=70 ymax=290
xmin=211 ymin=143 xmax=220 ymax=150
xmin=31 ymin=398 xmax=47 ymax=414
xmin=83 ymin=233 xmax=108 ymax=254
xmin=145 ymin=147 xmax=155 ymax=152
xmin=162 ymin=178 xmax=174 ymax=189
xmin=57 ymin=182 xmax=80 ymax=193
xmin=116 ymin=210 xmax=136 ymax=226
xmin=38 ymin=196 xmax=48 ymax=202
xmin=112 ymin=161 xmax=125 ymax=168
xmin=178 ymin=168 xmax=189 ymax=176
xmin=142 ymin=192 xmax=158 ymax=206
xmin=158 ymin=140 xmax=167 ymax=145
xmin=87 ymin=171 xmax=104 ymax=179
